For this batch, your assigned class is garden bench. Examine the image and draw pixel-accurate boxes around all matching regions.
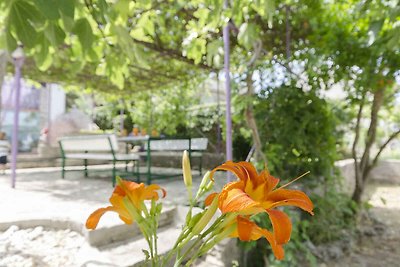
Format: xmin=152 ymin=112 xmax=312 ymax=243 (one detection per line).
xmin=58 ymin=134 xmax=139 ymax=185
xmin=136 ymin=137 xmax=208 ymax=184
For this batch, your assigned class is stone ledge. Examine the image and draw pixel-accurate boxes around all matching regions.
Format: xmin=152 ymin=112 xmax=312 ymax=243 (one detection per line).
xmin=87 ymin=205 xmax=175 ymax=246
xmin=0 ymin=205 xmax=176 ymax=248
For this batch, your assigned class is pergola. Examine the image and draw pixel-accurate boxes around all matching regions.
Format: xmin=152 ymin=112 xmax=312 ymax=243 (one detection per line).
xmin=8 ymin=5 xmax=235 ymax=187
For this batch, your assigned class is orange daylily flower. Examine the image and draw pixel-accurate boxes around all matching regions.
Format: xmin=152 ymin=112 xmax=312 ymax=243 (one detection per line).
xmin=86 ymin=179 xmax=166 ymax=230
xmin=205 ymin=161 xmax=314 ymax=260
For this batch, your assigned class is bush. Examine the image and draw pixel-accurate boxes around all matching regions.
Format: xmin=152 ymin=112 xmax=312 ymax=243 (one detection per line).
xmin=256 ymin=85 xmax=339 ymax=187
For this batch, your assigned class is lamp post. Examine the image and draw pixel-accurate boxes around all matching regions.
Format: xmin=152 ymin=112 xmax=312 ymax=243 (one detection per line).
xmin=11 ymin=46 xmax=25 ymax=188
xmin=223 ymin=0 xmax=233 ymax=182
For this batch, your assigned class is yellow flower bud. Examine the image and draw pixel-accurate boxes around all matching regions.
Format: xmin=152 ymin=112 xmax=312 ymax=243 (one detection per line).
xmin=205 ymin=180 xmax=214 ymax=191
xmin=192 ymin=196 xmax=219 ymax=235
xmin=182 ymin=150 xmax=193 ymax=187
xmin=199 ymin=171 xmax=211 ymax=190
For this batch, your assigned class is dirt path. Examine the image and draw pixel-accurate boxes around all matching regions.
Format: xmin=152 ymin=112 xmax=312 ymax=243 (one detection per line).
xmin=323 ymin=182 xmax=400 ymax=267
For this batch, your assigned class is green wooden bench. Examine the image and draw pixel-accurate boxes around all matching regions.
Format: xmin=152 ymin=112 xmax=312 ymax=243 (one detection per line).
xmin=135 ymin=137 xmax=208 ymax=184
xmin=59 ymin=134 xmax=139 ymax=185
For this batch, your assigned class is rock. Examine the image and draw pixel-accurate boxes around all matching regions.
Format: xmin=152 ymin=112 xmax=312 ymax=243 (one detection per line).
xmin=327 ymin=245 xmax=343 ymax=259
xmin=0 ymin=227 xmax=85 ymax=267
xmin=1 ymin=225 xmax=19 ymax=240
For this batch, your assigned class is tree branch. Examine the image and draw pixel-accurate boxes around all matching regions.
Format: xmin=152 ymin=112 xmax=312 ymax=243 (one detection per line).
xmin=131 ymin=39 xmax=215 ymax=71
xmin=85 ymin=1 xmax=215 ymax=72
xmin=371 ymin=128 xmax=400 ymax=167
xmin=245 ymin=70 xmax=267 ymax=163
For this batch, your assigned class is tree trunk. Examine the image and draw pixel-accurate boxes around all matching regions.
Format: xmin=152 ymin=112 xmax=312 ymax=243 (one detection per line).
xmin=0 ymin=50 xmax=7 ymax=130
xmin=245 ymin=70 xmax=267 ymax=163
xmin=352 ymin=179 xmax=364 ymax=203
xmin=351 ymin=92 xmax=365 ymax=202
xmin=352 ymin=88 xmax=385 ymax=203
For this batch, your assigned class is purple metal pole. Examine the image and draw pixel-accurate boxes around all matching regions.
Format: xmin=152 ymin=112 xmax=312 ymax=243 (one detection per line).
xmin=119 ymin=99 xmax=124 ymax=135
xmin=11 ymin=47 xmax=24 ymax=188
xmin=223 ymin=7 xmax=233 ymax=182
xmin=216 ymin=72 xmax=221 ymax=154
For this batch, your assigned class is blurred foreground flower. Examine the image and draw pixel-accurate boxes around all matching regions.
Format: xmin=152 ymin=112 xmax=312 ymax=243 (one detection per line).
xmin=86 ymin=178 xmax=166 ymax=230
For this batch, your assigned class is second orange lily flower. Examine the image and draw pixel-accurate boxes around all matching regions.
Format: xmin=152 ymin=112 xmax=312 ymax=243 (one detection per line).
xmin=86 ymin=178 xmax=166 ymax=230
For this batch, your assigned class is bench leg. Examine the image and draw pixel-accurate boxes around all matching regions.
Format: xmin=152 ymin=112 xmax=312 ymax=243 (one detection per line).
xmin=84 ymin=159 xmax=88 ymax=177
xmin=146 ymin=155 xmax=151 ymax=185
xmin=61 ymin=158 xmax=66 ymax=179
xmin=125 ymin=160 xmax=128 ymax=172
xmin=112 ymin=161 xmax=116 ymax=187
xmin=134 ymin=160 xmax=140 ymax=182
xmin=199 ymin=156 xmax=203 ymax=176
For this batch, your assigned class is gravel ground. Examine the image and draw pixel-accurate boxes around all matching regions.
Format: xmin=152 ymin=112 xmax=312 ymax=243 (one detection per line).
xmin=321 ymin=182 xmax=400 ymax=267
xmin=0 ymin=225 xmax=85 ymax=267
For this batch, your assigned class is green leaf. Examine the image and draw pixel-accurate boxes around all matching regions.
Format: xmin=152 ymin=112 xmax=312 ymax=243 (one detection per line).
xmin=5 ymin=31 xmax=17 ymax=51
xmin=34 ymin=32 xmax=52 ymax=70
xmin=61 ymin=12 xmax=74 ymax=32
xmin=368 ymin=19 xmax=384 ymax=46
xmin=73 ymin=18 xmax=94 ymax=54
xmin=237 ymin=23 xmax=259 ymax=49
xmin=133 ymin=45 xmax=150 ymax=68
xmin=206 ymin=39 xmax=223 ymax=67
xmin=34 ymin=0 xmax=60 ymax=20
xmin=136 ymin=12 xmax=155 ymax=37
xmin=386 ymin=27 xmax=400 ymax=50
xmin=114 ymin=0 xmax=130 ymax=21
xmin=251 ymin=0 xmax=275 ymax=22
xmin=142 ymin=249 xmax=150 ymax=260
xmin=186 ymin=38 xmax=207 ymax=64
xmin=112 ymin=25 xmax=135 ymax=61
xmin=193 ymin=8 xmax=210 ymax=28
xmin=8 ymin=0 xmax=43 ymax=48
xmin=44 ymin=23 xmax=66 ymax=47
xmin=292 ymin=148 xmax=301 ymax=157
xmin=58 ymin=0 xmax=75 ymax=18
xmin=87 ymin=47 xmax=100 ymax=62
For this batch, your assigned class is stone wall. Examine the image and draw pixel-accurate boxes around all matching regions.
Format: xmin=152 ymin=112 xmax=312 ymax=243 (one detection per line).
xmin=336 ymin=159 xmax=400 ymax=196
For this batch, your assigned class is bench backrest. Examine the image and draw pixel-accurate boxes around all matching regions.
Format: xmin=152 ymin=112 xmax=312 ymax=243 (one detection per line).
xmin=59 ymin=134 xmax=119 ymax=152
xmin=191 ymin=138 xmax=208 ymax=150
xmin=147 ymin=139 xmax=190 ymax=151
xmin=145 ymin=138 xmax=208 ymax=151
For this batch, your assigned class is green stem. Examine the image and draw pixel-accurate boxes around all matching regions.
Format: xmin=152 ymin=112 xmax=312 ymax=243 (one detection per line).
xmin=178 ymin=237 xmax=203 ymax=266
xmin=161 ymin=228 xmax=191 ymax=266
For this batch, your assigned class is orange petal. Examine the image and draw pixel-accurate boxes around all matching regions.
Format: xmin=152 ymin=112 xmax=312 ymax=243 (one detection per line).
xmin=258 ymin=226 xmax=285 ymax=260
xmin=233 ymin=216 xmax=285 ymax=260
xmin=143 ymin=184 xmax=166 ymax=200
xmin=204 ymin=192 xmax=218 ymax=206
xmin=260 ymin=170 xmax=280 ymax=193
xmin=86 ymin=206 xmax=115 ymax=230
xmin=246 ymin=183 xmax=266 ymax=202
xmin=266 ymin=209 xmax=292 ymax=245
xmin=211 ymin=161 xmax=247 ymax=181
xmin=113 ymin=185 xmax=127 ymax=197
xmin=264 ymin=189 xmax=314 ymax=215
xmin=219 ymin=188 xmax=263 ymax=214
xmin=121 ymin=180 xmax=142 ymax=192
xmin=236 ymin=216 xmax=259 ymax=241
xmin=236 ymin=161 xmax=259 ymax=183
xmin=119 ymin=215 xmax=133 ymax=225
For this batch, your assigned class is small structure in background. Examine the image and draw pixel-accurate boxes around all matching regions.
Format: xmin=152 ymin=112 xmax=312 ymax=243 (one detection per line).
xmin=0 ymin=131 xmax=9 ymax=174
xmin=38 ymin=108 xmax=98 ymax=157
xmin=1 ymin=80 xmax=66 ymax=153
